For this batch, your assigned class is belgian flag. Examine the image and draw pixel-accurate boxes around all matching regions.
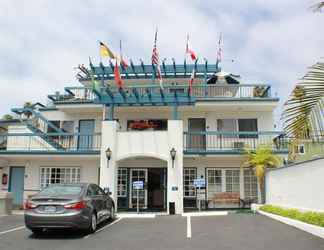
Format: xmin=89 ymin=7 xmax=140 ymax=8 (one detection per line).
xmin=99 ymin=41 xmax=115 ymax=58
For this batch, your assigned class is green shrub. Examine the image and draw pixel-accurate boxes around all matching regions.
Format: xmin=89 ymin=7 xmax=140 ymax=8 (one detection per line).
xmin=260 ymin=205 xmax=324 ymax=228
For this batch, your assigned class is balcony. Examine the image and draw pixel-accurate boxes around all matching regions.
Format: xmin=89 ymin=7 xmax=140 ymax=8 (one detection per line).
xmin=0 ymin=133 xmax=101 ymax=154
xmin=49 ymin=84 xmax=276 ymax=105
xmin=183 ymin=131 xmax=288 ymax=154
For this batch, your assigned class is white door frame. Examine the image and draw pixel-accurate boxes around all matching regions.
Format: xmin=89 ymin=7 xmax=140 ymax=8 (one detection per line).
xmin=129 ymin=168 xmax=148 ymax=209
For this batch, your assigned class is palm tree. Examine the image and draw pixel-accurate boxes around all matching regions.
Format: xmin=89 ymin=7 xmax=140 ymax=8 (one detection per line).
xmin=282 ymin=61 xmax=324 ymax=138
xmin=241 ymin=145 xmax=282 ymax=203
xmin=312 ymin=2 xmax=324 ymax=12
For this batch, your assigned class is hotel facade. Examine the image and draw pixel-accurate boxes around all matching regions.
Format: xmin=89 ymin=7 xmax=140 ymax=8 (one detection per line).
xmin=0 ymin=61 xmax=288 ymax=214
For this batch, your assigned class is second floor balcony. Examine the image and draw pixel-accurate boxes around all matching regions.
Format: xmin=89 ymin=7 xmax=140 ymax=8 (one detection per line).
xmin=0 ymin=133 xmax=101 ymax=154
xmin=183 ymin=131 xmax=288 ymax=154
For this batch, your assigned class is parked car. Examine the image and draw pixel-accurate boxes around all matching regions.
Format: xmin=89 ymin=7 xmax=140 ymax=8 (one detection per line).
xmin=24 ymin=183 xmax=115 ymax=235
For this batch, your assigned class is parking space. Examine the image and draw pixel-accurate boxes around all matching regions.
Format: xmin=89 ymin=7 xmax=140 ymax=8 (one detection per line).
xmin=0 ymin=213 xmax=324 ymax=250
xmin=0 ymin=215 xmax=25 ymax=233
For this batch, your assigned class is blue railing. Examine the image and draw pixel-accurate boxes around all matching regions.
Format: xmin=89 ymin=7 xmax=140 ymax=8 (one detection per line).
xmin=183 ymin=131 xmax=288 ymax=154
xmin=0 ymin=133 xmax=101 ymax=153
xmin=50 ymin=84 xmax=273 ymax=104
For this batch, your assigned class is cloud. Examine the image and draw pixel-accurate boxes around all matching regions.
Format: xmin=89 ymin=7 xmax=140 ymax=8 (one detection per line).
xmin=0 ymin=0 xmax=323 ymax=128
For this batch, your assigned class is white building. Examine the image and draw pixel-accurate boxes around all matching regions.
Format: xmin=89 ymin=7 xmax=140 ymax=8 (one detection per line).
xmin=0 ymin=61 xmax=287 ymax=214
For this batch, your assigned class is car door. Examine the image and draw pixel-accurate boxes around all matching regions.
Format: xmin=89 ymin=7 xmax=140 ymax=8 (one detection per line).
xmin=88 ymin=184 xmax=103 ymax=221
xmin=96 ymin=185 xmax=111 ymax=219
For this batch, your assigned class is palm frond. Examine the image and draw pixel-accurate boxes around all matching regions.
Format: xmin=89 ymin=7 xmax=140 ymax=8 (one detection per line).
xmin=282 ymin=61 xmax=324 ymax=138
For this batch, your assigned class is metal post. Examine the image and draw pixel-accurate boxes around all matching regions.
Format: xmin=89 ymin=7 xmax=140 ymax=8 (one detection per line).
xmin=137 ymin=188 xmax=139 ymax=214
xmin=108 ymin=105 xmax=114 ymax=121
xmin=198 ymin=186 xmax=201 ymax=212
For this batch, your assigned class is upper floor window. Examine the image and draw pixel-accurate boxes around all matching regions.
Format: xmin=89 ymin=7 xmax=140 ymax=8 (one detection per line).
xmin=127 ymin=119 xmax=167 ymax=131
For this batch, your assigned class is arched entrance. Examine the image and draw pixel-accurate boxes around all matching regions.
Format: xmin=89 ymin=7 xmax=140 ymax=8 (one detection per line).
xmin=116 ymin=156 xmax=168 ymax=212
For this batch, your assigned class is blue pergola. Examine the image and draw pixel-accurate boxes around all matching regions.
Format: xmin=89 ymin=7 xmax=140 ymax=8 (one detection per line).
xmin=77 ymin=59 xmax=221 ymax=81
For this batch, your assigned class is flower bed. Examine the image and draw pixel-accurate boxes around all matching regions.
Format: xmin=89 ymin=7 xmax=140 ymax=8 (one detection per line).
xmin=260 ymin=205 xmax=324 ymax=227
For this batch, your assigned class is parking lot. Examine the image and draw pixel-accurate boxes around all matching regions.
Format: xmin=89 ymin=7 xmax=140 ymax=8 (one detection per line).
xmin=0 ymin=213 xmax=324 ymax=250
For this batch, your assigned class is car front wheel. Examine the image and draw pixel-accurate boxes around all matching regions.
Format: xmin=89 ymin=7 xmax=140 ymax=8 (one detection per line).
xmin=109 ymin=206 xmax=115 ymax=221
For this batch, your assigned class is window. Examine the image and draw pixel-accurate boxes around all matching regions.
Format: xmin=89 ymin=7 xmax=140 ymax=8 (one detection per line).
xmin=117 ymin=168 xmax=128 ymax=197
xmin=183 ymin=168 xmax=197 ymax=198
xmin=40 ymin=167 xmax=81 ymax=188
xmin=127 ymin=119 xmax=168 ymax=131
xmin=238 ymin=119 xmax=258 ymax=138
xmin=207 ymin=168 xmax=241 ymax=200
xmin=244 ymin=169 xmax=258 ymax=200
xmin=207 ymin=169 xmax=222 ymax=199
xmin=225 ymin=170 xmax=240 ymax=193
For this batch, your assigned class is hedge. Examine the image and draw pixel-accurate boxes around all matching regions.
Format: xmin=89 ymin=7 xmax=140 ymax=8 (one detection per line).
xmin=260 ymin=205 xmax=324 ymax=228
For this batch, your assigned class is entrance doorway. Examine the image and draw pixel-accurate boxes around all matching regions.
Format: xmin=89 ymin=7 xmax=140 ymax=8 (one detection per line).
xmin=125 ymin=168 xmax=167 ymax=212
xmin=9 ymin=167 xmax=25 ymax=208
xmin=147 ymin=168 xmax=167 ymax=210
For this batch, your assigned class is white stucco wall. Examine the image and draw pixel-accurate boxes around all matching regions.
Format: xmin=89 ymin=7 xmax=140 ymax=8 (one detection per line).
xmin=1 ymin=158 xmax=99 ymax=202
xmin=265 ymin=157 xmax=324 ymax=212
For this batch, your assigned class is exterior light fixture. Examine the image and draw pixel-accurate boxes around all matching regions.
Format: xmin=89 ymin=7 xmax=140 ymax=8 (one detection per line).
xmin=105 ymin=147 xmax=112 ymax=161
xmin=170 ymin=148 xmax=176 ymax=167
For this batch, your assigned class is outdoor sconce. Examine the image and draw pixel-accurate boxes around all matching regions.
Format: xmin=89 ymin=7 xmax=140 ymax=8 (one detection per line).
xmin=106 ymin=147 xmax=112 ymax=161
xmin=170 ymin=148 xmax=176 ymax=167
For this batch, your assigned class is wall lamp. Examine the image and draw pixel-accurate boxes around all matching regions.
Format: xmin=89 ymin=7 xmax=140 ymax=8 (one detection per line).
xmin=170 ymin=148 xmax=176 ymax=167
xmin=106 ymin=147 xmax=112 ymax=161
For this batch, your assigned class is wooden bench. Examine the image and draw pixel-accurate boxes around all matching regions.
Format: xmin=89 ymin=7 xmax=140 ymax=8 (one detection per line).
xmin=212 ymin=192 xmax=240 ymax=204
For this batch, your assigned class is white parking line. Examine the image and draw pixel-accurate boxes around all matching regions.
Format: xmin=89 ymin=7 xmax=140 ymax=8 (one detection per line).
xmin=0 ymin=226 xmax=25 ymax=236
xmin=187 ymin=216 xmax=191 ymax=239
xmin=83 ymin=218 xmax=122 ymax=239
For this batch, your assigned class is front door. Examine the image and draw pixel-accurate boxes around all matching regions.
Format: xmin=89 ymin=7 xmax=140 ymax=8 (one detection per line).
xmin=188 ymin=118 xmax=206 ymax=150
xmin=129 ymin=169 xmax=148 ymax=209
xmin=9 ymin=167 xmax=25 ymax=208
xmin=78 ymin=120 xmax=95 ymax=150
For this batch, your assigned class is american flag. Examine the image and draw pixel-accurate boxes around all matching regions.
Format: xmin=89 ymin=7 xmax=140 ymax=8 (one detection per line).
xmin=151 ymin=29 xmax=163 ymax=89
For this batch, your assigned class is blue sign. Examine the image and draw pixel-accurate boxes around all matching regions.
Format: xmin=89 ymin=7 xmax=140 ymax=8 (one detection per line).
xmin=193 ymin=178 xmax=206 ymax=188
xmin=133 ymin=181 xmax=144 ymax=190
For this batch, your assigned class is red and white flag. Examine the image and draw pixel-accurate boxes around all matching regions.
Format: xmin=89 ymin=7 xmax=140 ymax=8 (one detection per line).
xmin=151 ymin=29 xmax=163 ymax=89
xmin=186 ymin=35 xmax=197 ymax=61
xmin=114 ymin=59 xmax=123 ymax=89
xmin=119 ymin=40 xmax=129 ymax=68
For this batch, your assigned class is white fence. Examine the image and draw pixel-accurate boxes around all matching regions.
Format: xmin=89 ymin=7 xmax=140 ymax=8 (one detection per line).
xmin=265 ymin=157 xmax=324 ymax=212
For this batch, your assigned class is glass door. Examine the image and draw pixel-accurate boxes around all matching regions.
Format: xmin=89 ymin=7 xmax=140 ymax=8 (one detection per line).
xmin=129 ymin=169 xmax=148 ymax=209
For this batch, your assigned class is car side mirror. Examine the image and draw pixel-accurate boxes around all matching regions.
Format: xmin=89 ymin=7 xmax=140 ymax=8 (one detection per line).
xmin=103 ymin=187 xmax=111 ymax=195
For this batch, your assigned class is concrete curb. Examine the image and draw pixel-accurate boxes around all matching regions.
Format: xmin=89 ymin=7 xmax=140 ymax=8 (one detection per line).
xmin=258 ymin=210 xmax=324 ymax=239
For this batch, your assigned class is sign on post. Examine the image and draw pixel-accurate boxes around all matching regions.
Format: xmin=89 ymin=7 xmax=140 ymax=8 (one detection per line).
xmin=193 ymin=178 xmax=206 ymax=211
xmin=133 ymin=181 xmax=144 ymax=213
xmin=193 ymin=178 xmax=206 ymax=188
xmin=133 ymin=181 xmax=144 ymax=190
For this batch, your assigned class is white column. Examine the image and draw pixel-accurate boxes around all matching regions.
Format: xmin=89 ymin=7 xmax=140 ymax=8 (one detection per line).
xmin=100 ymin=121 xmax=118 ymax=202
xmin=167 ymin=120 xmax=183 ymax=214
xmin=240 ymin=168 xmax=245 ymax=199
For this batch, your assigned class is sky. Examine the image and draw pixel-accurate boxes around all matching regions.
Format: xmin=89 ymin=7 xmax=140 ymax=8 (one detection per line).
xmin=0 ymin=0 xmax=323 ymax=128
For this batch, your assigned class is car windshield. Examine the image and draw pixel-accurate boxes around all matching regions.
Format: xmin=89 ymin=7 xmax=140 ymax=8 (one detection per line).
xmin=39 ymin=185 xmax=82 ymax=196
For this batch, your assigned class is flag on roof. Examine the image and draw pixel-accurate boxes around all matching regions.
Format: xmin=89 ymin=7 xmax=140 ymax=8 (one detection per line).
xmin=186 ymin=35 xmax=197 ymax=61
xmin=151 ymin=29 xmax=163 ymax=89
xmin=99 ymin=41 xmax=115 ymax=59
xmin=114 ymin=60 xmax=123 ymax=89
xmin=119 ymin=40 xmax=129 ymax=68
xmin=216 ymin=33 xmax=223 ymax=63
